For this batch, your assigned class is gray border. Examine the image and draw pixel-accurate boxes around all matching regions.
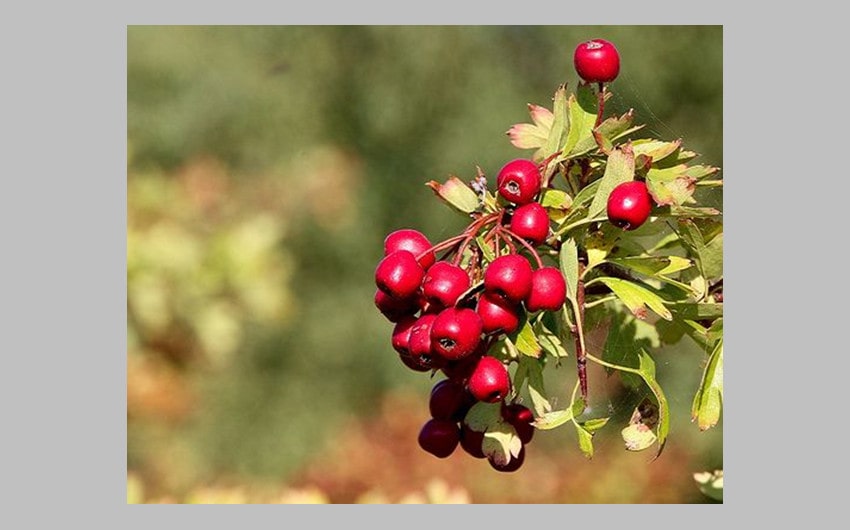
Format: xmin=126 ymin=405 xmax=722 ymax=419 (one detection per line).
xmin=12 ymin=1 xmax=825 ymax=525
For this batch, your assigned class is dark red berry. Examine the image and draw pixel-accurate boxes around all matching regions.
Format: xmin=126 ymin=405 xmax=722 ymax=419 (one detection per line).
xmin=574 ymin=38 xmax=620 ymax=84
xmin=375 ymin=289 xmax=419 ymax=322
xmin=509 ymin=202 xmax=550 ymax=246
xmin=384 ymin=228 xmax=436 ymax=269
xmin=375 ymin=250 xmax=425 ymax=300
xmin=429 ymin=379 xmax=470 ymax=421
xmin=421 ymin=261 xmax=471 ymax=308
xmin=606 ymin=180 xmax=652 ymax=230
xmin=431 ymin=307 xmax=483 ymax=361
xmin=407 ymin=313 xmax=444 ymax=370
xmin=525 ymin=267 xmax=567 ymax=313
xmin=467 ymin=356 xmax=511 ymax=403
xmin=418 ymin=418 xmax=460 ymax=458
xmin=398 ymin=352 xmax=431 ymax=372
xmin=391 ymin=315 xmax=418 ymax=355
xmin=504 ymin=403 xmax=535 ymax=444
xmin=488 ymin=445 xmax=526 ymax=472
xmin=441 ymin=353 xmax=481 ymax=383
xmin=496 ymin=159 xmax=541 ymax=205
xmin=459 ymin=425 xmax=486 ymax=459
xmin=476 ymin=293 xmax=521 ymax=335
xmin=483 ymin=254 xmax=533 ymax=304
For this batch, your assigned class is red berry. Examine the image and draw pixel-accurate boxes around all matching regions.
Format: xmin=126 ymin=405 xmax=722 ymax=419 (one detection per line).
xmin=441 ymin=353 xmax=481 ymax=383
xmin=509 ymin=202 xmax=550 ymax=246
xmin=459 ymin=424 xmax=486 ymax=459
xmin=574 ymin=38 xmax=620 ymax=83
xmin=483 ymin=254 xmax=533 ymax=304
xmin=407 ymin=313 xmax=445 ymax=370
xmin=503 ymin=403 xmax=535 ymax=444
xmin=398 ymin=352 xmax=432 ymax=372
xmin=384 ymin=228 xmax=435 ymax=269
xmin=430 ymin=307 xmax=483 ymax=361
xmin=525 ymin=267 xmax=567 ymax=313
xmin=496 ymin=159 xmax=541 ymax=205
xmin=375 ymin=250 xmax=425 ymax=300
xmin=606 ymin=180 xmax=652 ymax=230
xmin=418 ymin=418 xmax=460 ymax=458
xmin=375 ymin=289 xmax=419 ymax=322
xmin=391 ymin=315 xmax=418 ymax=355
xmin=488 ymin=445 xmax=526 ymax=472
xmin=467 ymin=356 xmax=511 ymax=403
xmin=421 ymin=261 xmax=471 ymax=308
xmin=476 ymin=293 xmax=521 ymax=335
xmin=429 ymin=379 xmax=471 ymax=421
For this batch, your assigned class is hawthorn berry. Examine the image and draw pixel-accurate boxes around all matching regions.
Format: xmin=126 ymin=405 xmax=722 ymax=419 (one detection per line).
xmin=407 ymin=313 xmax=444 ymax=370
xmin=467 ymin=355 xmax=511 ymax=403
xmin=375 ymin=289 xmax=419 ymax=322
xmin=459 ymin=424 xmax=486 ymax=459
xmin=504 ymin=403 xmax=535 ymax=444
xmin=476 ymin=293 xmax=521 ymax=335
xmin=429 ymin=378 xmax=470 ymax=421
xmin=496 ymin=159 xmax=541 ymax=205
xmin=421 ymin=261 xmax=471 ymax=308
xmin=525 ymin=267 xmax=567 ymax=313
xmin=391 ymin=315 xmax=418 ymax=355
xmin=375 ymin=250 xmax=425 ymax=300
xmin=509 ymin=201 xmax=550 ymax=246
xmin=574 ymin=38 xmax=620 ymax=84
xmin=431 ymin=307 xmax=483 ymax=361
xmin=384 ymin=228 xmax=436 ymax=269
xmin=418 ymin=418 xmax=460 ymax=458
xmin=483 ymin=254 xmax=533 ymax=304
xmin=488 ymin=445 xmax=525 ymax=472
xmin=606 ymin=180 xmax=652 ymax=230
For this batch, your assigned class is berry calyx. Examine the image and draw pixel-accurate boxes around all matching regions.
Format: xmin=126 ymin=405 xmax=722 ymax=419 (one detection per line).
xmin=467 ymin=355 xmax=511 ymax=403
xmin=418 ymin=418 xmax=460 ymax=459
xmin=476 ymin=293 xmax=521 ymax=335
xmin=421 ymin=261 xmax=471 ymax=308
xmin=430 ymin=307 xmax=483 ymax=361
xmin=384 ymin=228 xmax=436 ymax=269
xmin=574 ymin=38 xmax=620 ymax=84
xmin=496 ymin=159 xmax=541 ymax=205
xmin=508 ymin=202 xmax=550 ymax=246
xmin=606 ymin=180 xmax=653 ymax=230
xmin=375 ymin=250 xmax=425 ymax=300
xmin=483 ymin=254 xmax=533 ymax=304
xmin=525 ymin=267 xmax=567 ymax=313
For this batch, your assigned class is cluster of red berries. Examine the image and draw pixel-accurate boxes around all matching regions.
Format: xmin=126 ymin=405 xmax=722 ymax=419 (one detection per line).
xmin=374 ymin=158 xmax=565 ymax=471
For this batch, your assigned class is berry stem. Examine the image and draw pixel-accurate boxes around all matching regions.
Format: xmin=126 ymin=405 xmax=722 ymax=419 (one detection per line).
xmin=595 ymin=83 xmax=606 ymax=128
xmin=498 ymin=226 xmax=544 ymax=269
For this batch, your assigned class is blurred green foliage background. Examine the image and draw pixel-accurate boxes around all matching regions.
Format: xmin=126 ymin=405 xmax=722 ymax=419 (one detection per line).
xmin=127 ymin=25 xmax=722 ymax=503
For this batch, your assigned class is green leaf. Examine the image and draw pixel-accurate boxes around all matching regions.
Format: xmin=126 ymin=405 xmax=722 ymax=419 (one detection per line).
xmin=533 ymin=319 xmax=569 ymax=359
xmin=602 ymin=311 xmax=658 ymax=389
xmin=621 ymin=423 xmax=657 ymax=451
xmin=584 ymin=225 xmax=621 ymax=272
xmin=694 ymin=470 xmax=724 ymax=501
xmin=426 ymin=176 xmax=480 ymax=214
xmin=518 ymin=355 xmax=552 ymax=416
xmin=631 ymin=138 xmax=682 ymax=162
xmin=511 ymin=315 xmax=542 ymax=358
xmin=646 ymin=175 xmax=697 ymax=207
xmin=581 ymin=417 xmax=610 ymax=433
xmin=669 ymin=302 xmax=724 ymax=321
xmin=702 ymin=232 xmax=723 ymax=281
xmin=675 ymin=219 xmax=723 ymax=283
xmin=482 ymin=423 xmax=523 ymax=465
xmin=692 ymin=338 xmax=723 ymax=431
xmin=608 ymin=255 xmax=692 ymax=276
xmin=542 ymin=85 xmax=570 ymax=160
xmin=664 ymin=206 xmax=722 ymax=218
xmin=533 ymin=397 xmax=586 ymax=430
xmin=571 ymin=179 xmax=600 ymax=208
xmin=576 ymin=424 xmax=595 ymax=459
xmin=559 ymin=237 xmax=579 ymax=304
xmin=563 ymin=83 xmax=599 ymax=156
xmin=597 ymin=277 xmax=673 ymax=321
xmin=588 ymin=144 xmax=636 ymax=219
xmin=636 ymin=350 xmax=670 ymax=456
xmin=540 ymin=188 xmax=572 ymax=210
xmin=464 ymin=401 xmax=503 ymax=432
xmin=476 ymin=235 xmax=495 ymax=263
xmin=589 ymin=109 xmax=641 ymax=155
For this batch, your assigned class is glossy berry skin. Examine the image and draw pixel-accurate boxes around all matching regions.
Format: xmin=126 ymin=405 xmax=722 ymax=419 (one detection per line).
xmin=418 ymin=418 xmax=460 ymax=459
xmin=459 ymin=425 xmax=486 ymax=459
xmin=496 ymin=159 xmax=541 ymax=205
xmin=504 ymin=403 xmax=535 ymax=444
xmin=384 ymin=228 xmax=435 ymax=270
xmin=488 ymin=445 xmax=526 ymax=472
xmin=476 ymin=293 xmax=521 ymax=335
xmin=606 ymin=180 xmax=652 ymax=230
xmin=525 ymin=267 xmax=567 ymax=313
xmin=509 ymin=202 xmax=550 ymax=246
xmin=375 ymin=250 xmax=425 ymax=300
xmin=407 ymin=313 xmax=444 ymax=370
xmin=441 ymin=353 xmax=481 ymax=383
xmin=483 ymin=254 xmax=533 ymax=304
xmin=398 ymin=352 xmax=432 ymax=372
xmin=467 ymin=356 xmax=511 ymax=403
xmin=429 ymin=379 xmax=471 ymax=421
xmin=422 ymin=261 xmax=471 ymax=308
xmin=431 ymin=307 xmax=483 ymax=361
xmin=391 ymin=315 xmax=418 ymax=355
xmin=375 ymin=289 xmax=419 ymax=322
xmin=574 ymin=39 xmax=620 ymax=83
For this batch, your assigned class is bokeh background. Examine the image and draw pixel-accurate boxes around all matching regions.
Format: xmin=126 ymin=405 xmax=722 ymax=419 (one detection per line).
xmin=127 ymin=25 xmax=722 ymax=504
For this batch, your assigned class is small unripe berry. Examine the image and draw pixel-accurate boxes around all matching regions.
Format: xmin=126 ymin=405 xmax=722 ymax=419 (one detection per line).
xmin=375 ymin=250 xmax=425 ymax=300
xmin=525 ymin=267 xmax=567 ymax=313
xmin=384 ymin=228 xmax=436 ymax=269
xmin=483 ymin=254 xmax=533 ymax=304
xmin=418 ymin=418 xmax=460 ymax=458
xmin=421 ymin=261 xmax=471 ymax=308
xmin=574 ymin=38 xmax=620 ymax=84
xmin=496 ymin=159 xmax=541 ymax=205
xmin=606 ymin=180 xmax=652 ymax=230
xmin=431 ymin=307 xmax=483 ymax=361
xmin=467 ymin=356 xmax=511 ymax=403
xmin=509 ymin=202 xmax=550 ymax=246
